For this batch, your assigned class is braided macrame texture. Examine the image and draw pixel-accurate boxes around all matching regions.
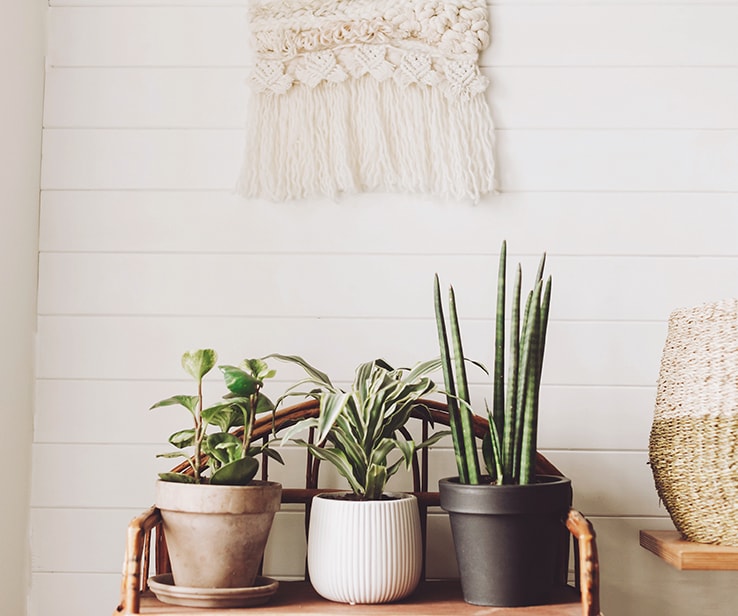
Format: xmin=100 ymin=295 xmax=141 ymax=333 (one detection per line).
xmin=238 ymin=0 xmax=496 ymax=201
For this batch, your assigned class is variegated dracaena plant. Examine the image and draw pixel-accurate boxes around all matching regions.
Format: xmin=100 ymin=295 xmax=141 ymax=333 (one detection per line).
xmin=269 ymin=355 xmax=449 ymax=500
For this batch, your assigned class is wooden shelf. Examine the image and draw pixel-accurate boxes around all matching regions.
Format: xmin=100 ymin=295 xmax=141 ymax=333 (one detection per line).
xmin=640 ymin=530 xmax=738 ymax=571
xmin=126 ymin=580 xmax=587 ymax=616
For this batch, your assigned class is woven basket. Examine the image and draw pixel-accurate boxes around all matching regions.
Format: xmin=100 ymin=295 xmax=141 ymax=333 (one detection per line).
xmin=650 ymin=299 xmax=738 ymax=545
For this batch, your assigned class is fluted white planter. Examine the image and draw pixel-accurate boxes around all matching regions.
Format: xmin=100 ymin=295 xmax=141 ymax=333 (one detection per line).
xmin=307 ymin=492 xmax=422 ymax=604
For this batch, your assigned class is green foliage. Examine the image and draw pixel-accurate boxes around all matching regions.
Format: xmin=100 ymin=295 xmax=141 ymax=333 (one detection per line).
xmin=150 ymin=349 xmax=281 ymax=485
xmin=269 ymin=354 xmax=449 ymax=500
xmin=434 ymin=241 xmax=552 ymax=486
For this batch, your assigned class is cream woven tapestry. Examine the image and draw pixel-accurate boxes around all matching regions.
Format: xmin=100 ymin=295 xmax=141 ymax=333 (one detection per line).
xmin=237 ymin=0 xmax=496 ymax=201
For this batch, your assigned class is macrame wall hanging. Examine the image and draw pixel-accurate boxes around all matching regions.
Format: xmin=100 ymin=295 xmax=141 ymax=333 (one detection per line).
xmin=237 ymin=0 xmax=496 ymax=202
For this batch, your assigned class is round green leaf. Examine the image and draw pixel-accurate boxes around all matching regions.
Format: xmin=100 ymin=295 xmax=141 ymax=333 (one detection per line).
xmin=210 ymin=457 xmax=259 ymax=486
xmin=181 ymin=349 xmax=217 ymax=382
xmin=219 ymin=365 xmax=261 ymax=396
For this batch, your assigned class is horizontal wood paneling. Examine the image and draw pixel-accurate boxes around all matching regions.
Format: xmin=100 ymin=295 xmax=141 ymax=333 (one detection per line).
xmin=40 ymin=129 xmax=242 ymax=191
xmin=34 ymin=2 xmax=738 ymax=615
xmin=29 ymin=444 xmax=659 ymax=513
xmin=34 ymin=379 xmax=655 ymax=451
xmin=30 ymin=508 xmax=134 ymax=572
xmin=37 ymin=252 xmax=738 ymax=321
xmin=30 ymin=444 xmax=313 ymax=509
xmin=35 ymin=316 xmax=666 ymax=386
xmin=30 ymin=572 xmax=120 ymax=616
xmin=43 ymin=66 xmax=738 ymax=130
xmin=39 ymin=128 xmax=738 ymax=192
xmin=38 ymin=191 xmax=738 ymax=257
xmin=46 ymin=6 xmax=738 ymax=68
xmin=47 ymin=7 xmax=252 ymax=68
xmin=43 ymin=67 xmax=248 ymax=129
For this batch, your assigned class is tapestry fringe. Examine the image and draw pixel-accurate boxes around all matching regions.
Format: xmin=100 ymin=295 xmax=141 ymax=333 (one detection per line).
xmin=237 ymin=77 xmax=496 ymax=202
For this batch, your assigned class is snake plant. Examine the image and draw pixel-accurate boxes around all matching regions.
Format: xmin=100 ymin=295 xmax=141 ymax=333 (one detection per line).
xmin=434 ymin=241 xmax=551 ymax=485
xmin=270 ymin=355 xmax=449 ymax=500
xmin=151 ymin=349 xmax=283 ymax=485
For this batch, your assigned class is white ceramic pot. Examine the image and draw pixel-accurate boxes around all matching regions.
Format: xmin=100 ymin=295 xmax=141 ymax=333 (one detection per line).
xmin=156 ymin=480 xmax=281 ymax=589
xmin=307 ymin=492 xmax=422 ymax=604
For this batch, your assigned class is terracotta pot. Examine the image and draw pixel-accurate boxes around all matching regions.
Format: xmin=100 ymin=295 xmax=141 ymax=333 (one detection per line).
xmin=156 ymin=480 xmax=282 ymax=589
xmin=307 ymin=492 xmax=422 ymax=604
xmin=439 ymin=475 xmax=571 ymax=607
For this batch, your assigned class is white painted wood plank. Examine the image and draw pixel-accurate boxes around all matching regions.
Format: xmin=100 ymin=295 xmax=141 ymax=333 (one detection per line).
xmin=36 ymin=316 xmax=666 ymax=386
xmin=34 ymin=379 xmax=203 ymax=445
xmin=537 ymin=386 xmax=655 ymax=452
xmin=39 ymin=190 xmax=738 ymax=257
xmin=30 ymin=443 xmax=164 ymax=508
xmin=37 ymin=252 xmax=738 ymax=321
xmin=30 ymin=572 xmax=120 ymax=616
xmin=40 ymin=129 xmax=242 ymax=191
xmin=43 ymin=67 xmax=738 ymax=130
xmin=43 ymin=67 xmax=249 ymax=129
xmin=47 ymin=7 xmax=252 ymax=68
xmin=497 ymin=129 xmax=738 ymax=192
xmin=31 ymin=508 xmax=133 ymax=572
xmin=491 ymin=68 xmax=738 ymax=130
xmin=34 ymin=379 xmax=656 ymax=452
xmin=47 ymin=6 xmax=738 ymax=68
xmin=488 ymin=5 xmax=738 ymax=67
xmin=545 ymin=451 xmax=661 ymax=516
xmin=40 ymin=128 xmax=738 ymax=191
xmin=30 ymin=443 xmax=310 ymax=508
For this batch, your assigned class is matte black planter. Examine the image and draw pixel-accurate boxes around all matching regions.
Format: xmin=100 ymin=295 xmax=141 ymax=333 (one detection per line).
xmin=439 ymin=475 xmax=572 ymax=607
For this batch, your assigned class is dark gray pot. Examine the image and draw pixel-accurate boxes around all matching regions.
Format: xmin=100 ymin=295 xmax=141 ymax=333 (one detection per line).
xmin=439 ymin=475 xmax=572 ymax=607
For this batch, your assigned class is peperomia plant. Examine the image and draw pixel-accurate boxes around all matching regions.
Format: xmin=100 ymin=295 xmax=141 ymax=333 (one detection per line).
xmin=152 ymin=349 xmax=282 ymax=486
xmin=270 ymin=355 xmax=449 ymax=500
xmin=434 ymin=241 xmax=551 ymax=486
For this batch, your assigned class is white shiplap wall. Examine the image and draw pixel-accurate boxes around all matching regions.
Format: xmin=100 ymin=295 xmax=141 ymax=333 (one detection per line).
xmin=33 ymin=2 xmax=738 ymax=616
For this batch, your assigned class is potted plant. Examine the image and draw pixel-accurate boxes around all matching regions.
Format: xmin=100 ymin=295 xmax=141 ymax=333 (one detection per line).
xmin=270 ymin=355 xmax=448 ymax=604
xmin=434 ymin=241 xmax=572 ymax=607
xmin=150 ymin=349 xmax=283 ymax=597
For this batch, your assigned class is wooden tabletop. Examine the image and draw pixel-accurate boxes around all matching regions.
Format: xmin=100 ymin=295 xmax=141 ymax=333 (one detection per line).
xmin=640 ymin=529 xmax=738 ymax=571
xmin=128 ymin=580 xmax=587 ymax=616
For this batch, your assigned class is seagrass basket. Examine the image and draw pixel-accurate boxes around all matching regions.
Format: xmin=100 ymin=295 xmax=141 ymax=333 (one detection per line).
xmin=650 ymin=299 xmax=738 ymax=545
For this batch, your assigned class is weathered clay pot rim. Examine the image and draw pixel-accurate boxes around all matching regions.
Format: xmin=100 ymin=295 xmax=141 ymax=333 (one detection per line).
xmin=156 ymin=479 xmax=282 ymax=514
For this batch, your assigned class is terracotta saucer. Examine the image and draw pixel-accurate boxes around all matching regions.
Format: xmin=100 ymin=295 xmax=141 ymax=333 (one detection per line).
xmin=148 ymin=574 xmax=279 ymax=608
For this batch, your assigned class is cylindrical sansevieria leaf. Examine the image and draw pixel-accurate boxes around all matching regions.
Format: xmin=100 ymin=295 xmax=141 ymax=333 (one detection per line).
xmin=433 ymin=275 xmax=469 ymax=483
xmin=519 ymin=280 xmax=543 ymax=485
xmin=503 ymin=263 xmax=522 ymax=481
xmin=448 ymin=287 xmax=481 ymax=484
xmin=512 ymin=288 xmax=534 ymax=482
xmin=493 ymin=241 xmax=507 ymax=442
xmin=538 ymin=276 xmax=552 ymax=377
